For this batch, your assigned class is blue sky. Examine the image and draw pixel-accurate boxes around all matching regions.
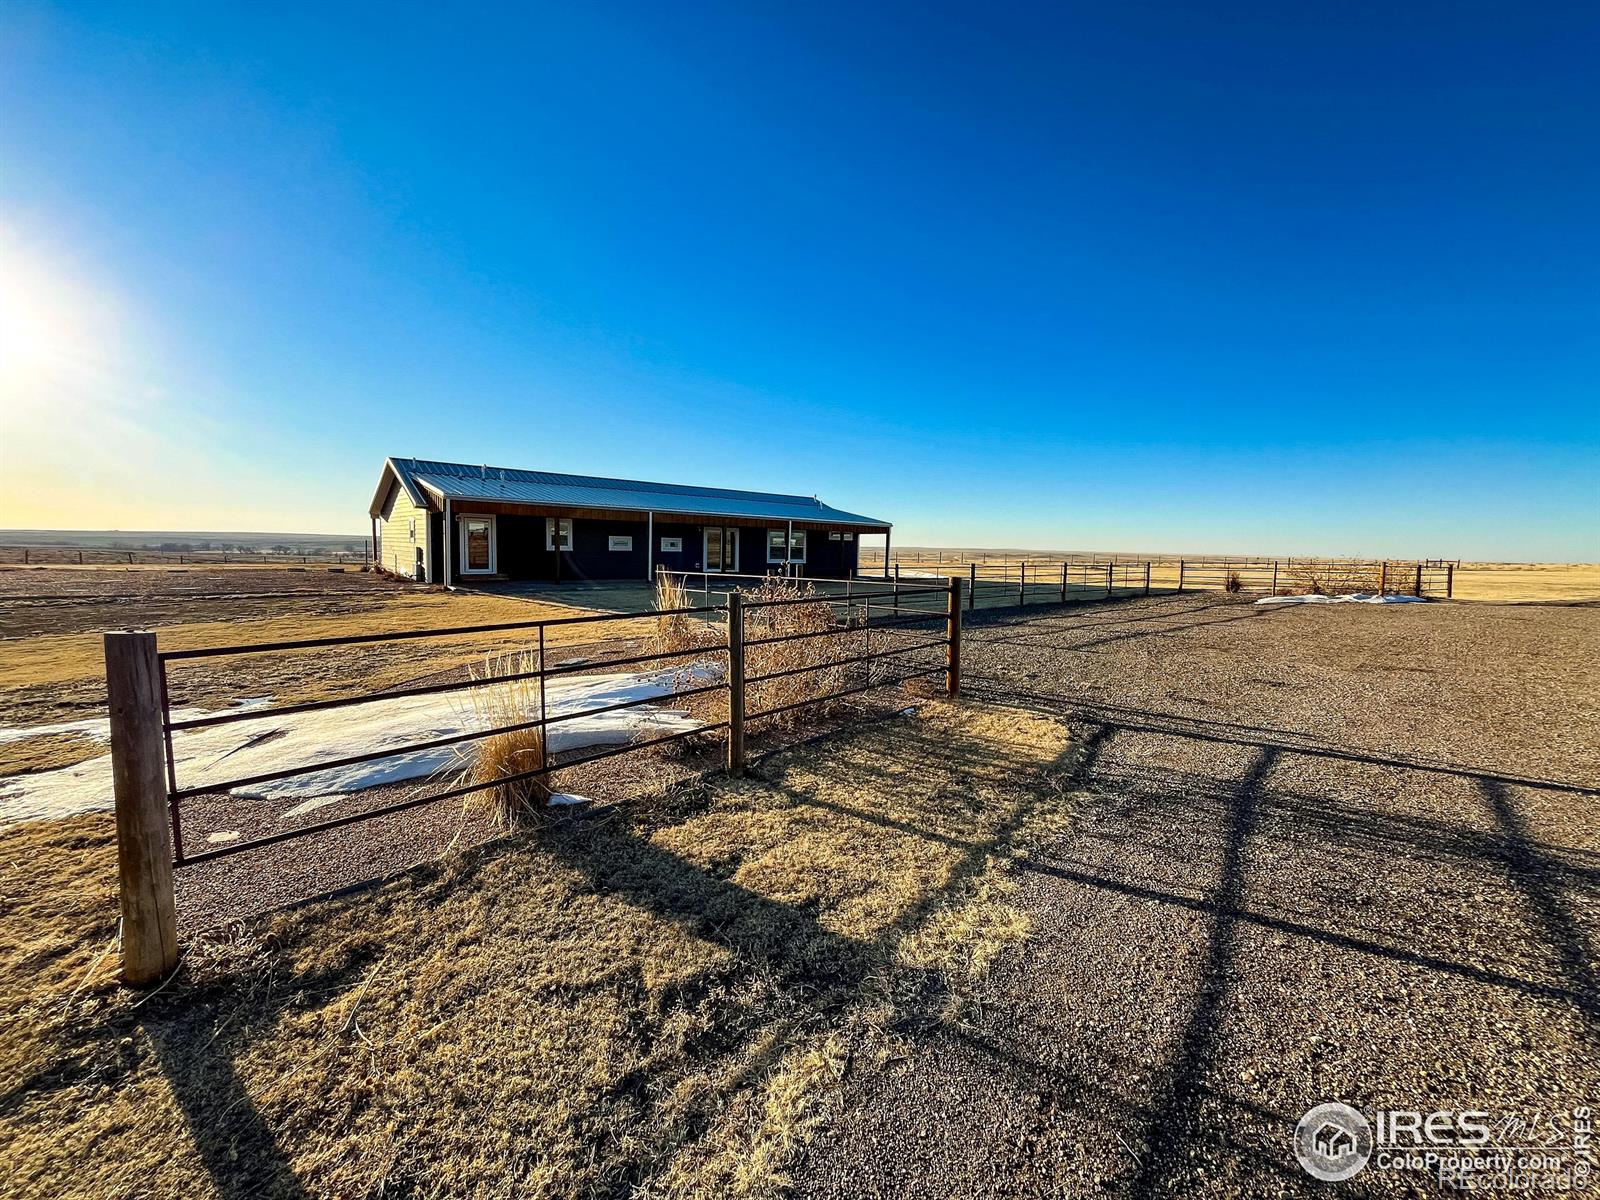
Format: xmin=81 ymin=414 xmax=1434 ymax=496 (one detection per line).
xmin=1 ymin=1 xmax=1595 ymax=557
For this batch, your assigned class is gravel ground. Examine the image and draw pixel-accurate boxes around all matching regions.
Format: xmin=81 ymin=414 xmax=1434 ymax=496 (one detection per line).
xmin=795 ymin=593 xmax=1600 ymax=1198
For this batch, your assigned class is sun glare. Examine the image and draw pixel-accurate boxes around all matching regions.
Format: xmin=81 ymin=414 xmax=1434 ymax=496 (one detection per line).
xmin=0 ymin=229 xmax=118 ymax=420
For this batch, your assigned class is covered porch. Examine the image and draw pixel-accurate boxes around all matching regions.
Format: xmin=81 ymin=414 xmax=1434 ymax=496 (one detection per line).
xmin=432 ymin=497 xmax=890 ymax=588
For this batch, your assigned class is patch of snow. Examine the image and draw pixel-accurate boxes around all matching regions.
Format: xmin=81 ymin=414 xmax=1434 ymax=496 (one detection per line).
xmin=548 ymin=793 xmax=591 ymax=807
xmin=0 ymin=666 xmax=716 ymax=828
xmin=206 ymin=831 xmax=240 ymax=844
xmin=279 ymin=796 xmax=342 ymax=820
xmin=1256 ymin=592 xmax=1431 ymax=607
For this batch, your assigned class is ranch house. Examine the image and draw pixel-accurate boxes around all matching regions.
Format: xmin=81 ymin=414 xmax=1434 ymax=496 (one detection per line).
xmin=369 ymin=457 xmax=893 ymax=585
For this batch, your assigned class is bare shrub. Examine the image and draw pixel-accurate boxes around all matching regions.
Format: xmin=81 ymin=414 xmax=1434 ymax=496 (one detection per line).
xmin=456 ymin=650 xmax=550 ymax=827
xmin=741 ymin=577 xmax=855 ymax=728
xmin=1224 ymin=570 xmax=1244 ymax=594
xmin=1283 ymin=561 xmax=1381 ymax=597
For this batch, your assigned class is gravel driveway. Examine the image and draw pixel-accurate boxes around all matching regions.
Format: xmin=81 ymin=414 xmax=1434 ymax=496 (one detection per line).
xmin=795 ymin=594 xmax=1600 ymax=1198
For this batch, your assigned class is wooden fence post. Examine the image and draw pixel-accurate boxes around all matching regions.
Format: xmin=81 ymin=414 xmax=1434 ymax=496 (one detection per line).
xmin=1106 ymin=562 xmax=1114 ymax=597
xmin=1446 ymin=563 xmax=1454 ymax=599
xmin=1144 ymin=561 xmax=1152 ymax=596
xmin=1018 ymin=561 xmax=1026 ymax=606
xmin=1178 ymin=560 xmax=1186 ymax=592
xmin=1414 ymin=563 xmax=1423 ymax=597
xmin=1061 ymin=561 xmax=1068 ymax=604
xmin=946 ymin=576 xmax=962 ymax=697
xmin=105 ymin=631 xmax=178 ymax=986
xmin=726 ymin=594 xmax=745 ymax=775
xmin=893 ymin=564 xmax=901 ymax=613
xmin=1378 ymin=561 xmax=1388 ymax=595
xmin=968 ymin=562 xmax=976 ymax=611
xmin=1271 ymin=560 xmax=1279 ymax=596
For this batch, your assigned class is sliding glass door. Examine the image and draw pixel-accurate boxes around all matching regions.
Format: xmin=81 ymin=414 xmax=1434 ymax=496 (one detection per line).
xmin=703 ymin=527 xmax=739 ymax=572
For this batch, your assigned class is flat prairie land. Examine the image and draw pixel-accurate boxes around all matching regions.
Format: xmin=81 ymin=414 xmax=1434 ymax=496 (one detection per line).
xmin=1451 ymin=561 xmax=1600 ymax=603
xmin=875 ymin=551 xmax=1600 ymax=603
xmin=3 ymin=573 xmax=1596 ymax=1198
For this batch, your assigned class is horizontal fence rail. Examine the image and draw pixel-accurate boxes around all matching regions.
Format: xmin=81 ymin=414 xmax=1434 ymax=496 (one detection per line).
xmin=103 ymin=573 xmax=964 ymax=980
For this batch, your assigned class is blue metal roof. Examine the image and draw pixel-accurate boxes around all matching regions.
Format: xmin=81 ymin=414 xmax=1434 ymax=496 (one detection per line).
xmin=373 ymin=458 xmax=891 ymax=528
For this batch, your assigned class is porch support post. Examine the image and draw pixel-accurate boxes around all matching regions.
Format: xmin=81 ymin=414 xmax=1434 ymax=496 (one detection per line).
xmin=443 ymin=498 xmax=452 ymax=588
xmin=647 ymin=511 xmax=654 ymax=582
xmin=883 ymin=528 xmax=891 ymax=579
xmin=786 ymin=519 xmax=793 ymax=578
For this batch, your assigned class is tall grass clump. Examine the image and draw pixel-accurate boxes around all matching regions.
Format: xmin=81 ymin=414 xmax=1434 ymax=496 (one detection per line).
xmin=457 ymin=650 xmax=550 ymax=827
xmin=1224 ymin=569 xmax=1244 ymax=594
xmin=741 ymin=577 xmax=854 ymax=728
xmin=653 ymin=568 xmax=703 ymax=658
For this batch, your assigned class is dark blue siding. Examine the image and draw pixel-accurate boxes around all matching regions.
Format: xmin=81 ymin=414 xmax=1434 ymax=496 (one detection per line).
xmin=461 ymin=513 xmax=868 ymax=582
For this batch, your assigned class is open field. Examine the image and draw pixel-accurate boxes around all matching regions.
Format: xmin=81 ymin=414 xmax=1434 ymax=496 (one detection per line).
xmin=869 ymin=549 xmax=1600 ymax=603
xmin=2 ymin=568 xmax=1596 ymax=1196
xmin=1451 ymin=561 xmax=1600 ymax=603
xmin=0 ymin=529 xmax=370 ymax=566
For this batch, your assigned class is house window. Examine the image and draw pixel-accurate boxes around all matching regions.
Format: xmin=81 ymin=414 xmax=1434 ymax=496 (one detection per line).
xmin=407 ymin=517 xmax=416 ymax=542
xmin=767 ymin=528 xmax=807 ymax=563
xmin=608 ymin=535 xmax=633 ymax=552
xmin=546 ymin=517 xmax=573 ymax=551
xmin=659 ymin=536 xmax=682 ymax=553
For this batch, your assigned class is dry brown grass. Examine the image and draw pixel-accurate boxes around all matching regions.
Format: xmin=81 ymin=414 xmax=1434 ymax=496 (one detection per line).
xmin=652 ymin=568 xmax=717 ymax=660
xmin=1452 ymin=562 xmax=1600 ymax=603
xmin=0 ymin=701 xmax=1078 ymax=1199
xmin=454 ymin=651 xmax=551 ymax=827
xmin=0 ymin=589 xmax=642 ymax=694
xmin=0 ymin=732 xmax=101 ymax=776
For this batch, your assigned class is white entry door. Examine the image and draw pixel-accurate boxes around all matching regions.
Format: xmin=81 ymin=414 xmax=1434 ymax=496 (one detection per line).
xmin=459 ymin=515 xmax=496 ymax=574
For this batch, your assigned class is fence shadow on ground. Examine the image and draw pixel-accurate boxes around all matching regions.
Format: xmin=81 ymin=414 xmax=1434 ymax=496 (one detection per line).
xmin=961 ymin=689 xmax=1599 ymax=1197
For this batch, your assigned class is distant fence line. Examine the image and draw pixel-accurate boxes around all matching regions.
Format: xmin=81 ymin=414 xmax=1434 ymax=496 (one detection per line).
xmin=0 ymin=545 xmax=372 ymax=567
xmin=863 ymin=549 xmax=1463 ymax=569
xmin=859 ymin=555 xmax=1454 ymax=600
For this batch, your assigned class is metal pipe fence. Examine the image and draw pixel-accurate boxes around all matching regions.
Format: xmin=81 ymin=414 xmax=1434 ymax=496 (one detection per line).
xmin=104 ymin=576 xmax=963 ymax=979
